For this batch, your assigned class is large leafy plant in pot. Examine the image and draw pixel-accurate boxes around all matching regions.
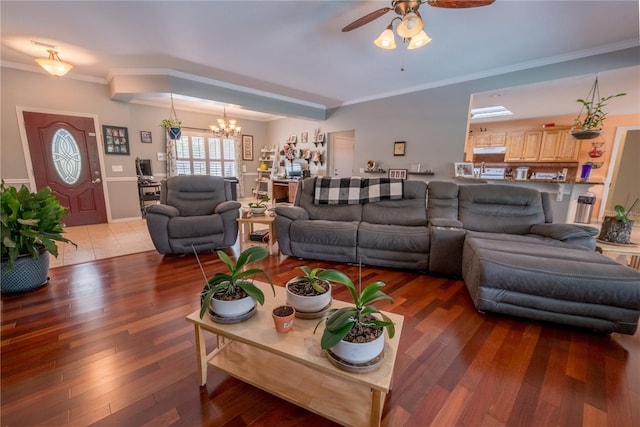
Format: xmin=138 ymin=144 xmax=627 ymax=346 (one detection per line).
xmin=315 ymin=269 xmax=395 ymax=365
xmin=199 ymin=246 xmax=274 ymax=321
xmin=286 ymin=266 xmax=333 ymax=315
xmin=1 ymin=181 xmax=76 ymax=292
xmin=570 ymin=77 xmax=626 ymax=140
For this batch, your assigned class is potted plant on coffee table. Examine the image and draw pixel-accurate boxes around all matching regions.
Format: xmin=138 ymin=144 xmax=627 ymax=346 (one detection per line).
xmin=1 ymin=181 xmax=76 ymax=293
xmin=286 ymin=266 xmax=333 ymax=317
xmin=198 ymin=246 xmax=275 ymax=322
xmin=314 ymin=269 xmax=395 ymax=368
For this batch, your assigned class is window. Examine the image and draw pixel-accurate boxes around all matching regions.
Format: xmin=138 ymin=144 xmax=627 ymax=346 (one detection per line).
xmin=175 ymin=131 xmax=237 ymax=177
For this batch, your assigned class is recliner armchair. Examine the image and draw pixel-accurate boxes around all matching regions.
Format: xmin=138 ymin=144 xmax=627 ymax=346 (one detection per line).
xmin=146 ymin=176 xmax=241 ymax=254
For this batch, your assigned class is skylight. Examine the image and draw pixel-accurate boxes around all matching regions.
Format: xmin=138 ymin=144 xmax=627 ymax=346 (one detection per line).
xmin=471 ymin=105 xmax=513 ymax=119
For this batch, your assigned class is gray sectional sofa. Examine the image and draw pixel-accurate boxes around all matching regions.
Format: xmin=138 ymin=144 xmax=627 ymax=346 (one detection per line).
xmin=274 ymin=177 xmax=640 ymax=334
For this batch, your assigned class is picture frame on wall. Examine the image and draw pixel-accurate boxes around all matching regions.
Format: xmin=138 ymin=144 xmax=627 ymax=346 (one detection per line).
xmin=140 ymin=130 xmax=152 ymax=143
xmin=454 ymin=162 xmax=474 ymax=178
xmin=393 ymin=141 xmax=406 ymax=156
xmin=103 ymin=125 xmax=129 ymax=155
xmin=301 ymin=132 xmax=308 ymax=143
xmin=389 ymin=169 xmax=408 ymax=180
xmin=242 ymin=135 xmax=254 ymax=161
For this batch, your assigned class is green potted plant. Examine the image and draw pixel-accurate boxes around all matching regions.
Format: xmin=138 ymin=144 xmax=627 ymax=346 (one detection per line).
xmin=286 ymin=266 xmax=332 ymax=316
xmin=1 ymin=181 xmax=76 ymax=293
xmin=314 ymin=269 xmax=395 ymax=366
xmin=199 ymin=246 xmax=275 ymax=322
xmin=248 ymin=196 xmax=270 ymax=215
xmin=160 ymin=118 xmax=182 ymax=140
xmin=597 ymin=200 xmax=637 ymax=244
xmin=570 ymin=78 xmax=626 ymax=140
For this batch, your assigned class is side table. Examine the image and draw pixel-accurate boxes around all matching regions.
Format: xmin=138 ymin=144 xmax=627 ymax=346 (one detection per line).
xmin=237 ymin=215 xmax=277 ymax=255
xmin=596 ymin=241 xmax=640 ymax=270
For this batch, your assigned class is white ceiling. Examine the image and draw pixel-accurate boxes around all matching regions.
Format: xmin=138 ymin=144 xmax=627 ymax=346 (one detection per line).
xmin=1 ymin=1 xmax=639 ymax=121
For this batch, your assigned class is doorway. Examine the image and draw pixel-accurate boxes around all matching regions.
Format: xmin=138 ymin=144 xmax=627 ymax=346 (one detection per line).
xmin=601 ymin=126 xmax=640 ymax=220
xmin=328 ymin=131 xmax=354 ymax=177
xmin=21 ymin=111 xmax=108 ymax=226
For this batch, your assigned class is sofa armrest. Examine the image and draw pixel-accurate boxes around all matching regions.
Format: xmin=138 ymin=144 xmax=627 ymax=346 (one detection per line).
xmin=146 ymin=204 xmax=180 ymax=218
xmin=429 ymin=217 xmax=464 ymax=228
xmin=274 ymin=206 xmax=309 ymax=221
xmin=529 ymin=223 xmax=598 ymax=240
xmin=215 ymin=200 xmax=241 ymax=214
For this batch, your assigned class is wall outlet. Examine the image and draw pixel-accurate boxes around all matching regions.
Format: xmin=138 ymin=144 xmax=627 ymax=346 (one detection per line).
xmin=359 ymin=168 xmax=364 ymax=173
xmin=157 ymin=152 xmax=166 ymax=161
xmin=112 ymin=165 xmax=123 ymax=172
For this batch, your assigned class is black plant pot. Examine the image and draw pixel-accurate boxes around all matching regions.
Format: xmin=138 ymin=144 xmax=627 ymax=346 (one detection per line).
xmin=570 ymin=129 xmax=602 ymax=140
xmin=169 ymin=127 xmax=182 ymax=140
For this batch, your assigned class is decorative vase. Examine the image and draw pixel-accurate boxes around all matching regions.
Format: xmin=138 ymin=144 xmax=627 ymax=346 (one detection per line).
xmin=580 ymin=163 xmax=593 ymax=182
xmin=597 ymin=217 xmax=634 ymax=244
xmin=330 ymin=332 xmax=384 ymax=364
xmin=1 ymin=249 xmax=50 ymax=294
xmin=272 ymin=305 xmax=295 ymax=332
xmin=285 ymin=278 xmax=331 ymax=315
xmin=169 ymin=127 xmax=181 ymax=140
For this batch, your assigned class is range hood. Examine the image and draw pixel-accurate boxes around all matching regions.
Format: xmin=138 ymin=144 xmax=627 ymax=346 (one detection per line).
xmin=473 ymin=147 xmax=506 ymax=154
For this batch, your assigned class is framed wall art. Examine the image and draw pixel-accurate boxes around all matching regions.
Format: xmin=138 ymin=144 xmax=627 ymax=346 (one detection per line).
xmin=454 ymin=162 xmax=474 ymax=178
xmin=393 ymin=141 xmax=406 ymax=156
xmin=301 ymin=132 xmax=308 ymax=143
xmin=242 ymin=135 xmax=254 ymax=161
xmin=389 ymin=169 xmax=408 ymax=180
xmin=140 ymin=130 xmax=152 ymax=143
xmin=103 ymin=125 xmax=130 ymax=155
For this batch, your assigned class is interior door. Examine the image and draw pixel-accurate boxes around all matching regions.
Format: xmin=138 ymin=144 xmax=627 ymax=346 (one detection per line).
xmin=23 ymin=111 xmax=107 ymax=226
xmin=329 ymin=132 xmax=354 ymax=177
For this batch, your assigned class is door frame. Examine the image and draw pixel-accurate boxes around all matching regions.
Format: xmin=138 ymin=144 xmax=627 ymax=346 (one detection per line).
xmin=16 ymin=106 xmax=112 ymax=223
xmin=599 ymin=125 xmax=640 ymax=221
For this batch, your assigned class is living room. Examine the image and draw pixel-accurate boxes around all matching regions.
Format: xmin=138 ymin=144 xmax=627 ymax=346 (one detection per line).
xmin=2 ymin=1 xmax=640 ymax=426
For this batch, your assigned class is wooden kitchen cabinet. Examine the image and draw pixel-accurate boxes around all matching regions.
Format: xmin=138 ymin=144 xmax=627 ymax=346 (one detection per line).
xmin=538 ymin=128 xmax=579 ymax=161
xmin=471 ymin=131 xmax=507 ymax=147
xmin=504 ymin=130 xmax=542 ymax=161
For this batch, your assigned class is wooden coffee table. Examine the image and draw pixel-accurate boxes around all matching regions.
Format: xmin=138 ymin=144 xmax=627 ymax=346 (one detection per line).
xmin=185 ymin=282 xmax=404 ymax=427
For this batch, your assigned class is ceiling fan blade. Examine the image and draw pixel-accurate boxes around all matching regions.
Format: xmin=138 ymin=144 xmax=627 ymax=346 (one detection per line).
xmin=427 ymin=0 xmax=495 ymax=8
xmin=342 ymin=7 xmax=392 ymax=32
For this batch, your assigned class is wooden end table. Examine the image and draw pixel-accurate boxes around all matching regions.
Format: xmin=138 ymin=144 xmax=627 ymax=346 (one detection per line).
xmin=185 ymin=282 xmax=404 ymax=427
xmin=596 ymin=240 xmax=640 ymax=270
xmin=236 ymin=215 xmax=277 ymax=255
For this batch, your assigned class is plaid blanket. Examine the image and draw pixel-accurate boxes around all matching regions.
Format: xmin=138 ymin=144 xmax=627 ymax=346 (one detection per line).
xmin=314 ymin=177 xmax=362 ymax=205
xmin=314 ymin=177 xmax=403 ymax=204
xmin=361 ymin=178 xmax=403 ymax=203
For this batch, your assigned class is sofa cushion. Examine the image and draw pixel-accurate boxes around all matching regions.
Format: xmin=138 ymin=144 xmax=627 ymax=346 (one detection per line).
xmin=362 ymin=180 xmax=427 ymax=225
xmin=359 ymin=222 xmax=430 ymax=252
xmin=290 ymin=220 xmax=359 ymax=246
xmin=458 ymin=184 xmax=546 ymax=234
xmin=169 ymin=215 xmax=223 ymax=239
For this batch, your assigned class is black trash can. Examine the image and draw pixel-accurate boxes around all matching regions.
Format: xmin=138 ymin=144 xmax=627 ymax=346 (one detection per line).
xmin=575 ymin=193 xmax=595 ymax=224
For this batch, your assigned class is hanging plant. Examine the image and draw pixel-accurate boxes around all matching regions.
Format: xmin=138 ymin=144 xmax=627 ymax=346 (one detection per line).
xmin=160 ymin=94 xmax=182 ymax=139
xmin=570 ymin=77 xmax=625 ymax=140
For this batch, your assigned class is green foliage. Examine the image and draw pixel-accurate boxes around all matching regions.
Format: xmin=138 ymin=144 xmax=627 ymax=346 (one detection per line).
xmin=1 ymin=181 xmax=76 ymax=270
xmin=614 ymin=205 xmax=629 ymax=222
xmin=294 ymin=266 xmax=332 ymax=294
xmin=573 ymin=92 xmax=626 ymax=131
xmin=248 ymin=196 xmax=270 ymax=209
xmin=314 ymin=269 xmax=395 ymax=350
xmin=160 ymin=118 xmax=181 ymax=129
xmin=199 ymin=246 xmax=274 ymax=319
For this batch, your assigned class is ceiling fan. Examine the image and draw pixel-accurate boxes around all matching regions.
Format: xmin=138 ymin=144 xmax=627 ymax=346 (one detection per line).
xmin=342 ymin=0 xmax=496 ymax=40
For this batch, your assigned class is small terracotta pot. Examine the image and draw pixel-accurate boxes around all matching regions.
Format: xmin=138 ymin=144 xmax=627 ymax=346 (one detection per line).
xmin=272 ymin=305 xmax=295 ymax=332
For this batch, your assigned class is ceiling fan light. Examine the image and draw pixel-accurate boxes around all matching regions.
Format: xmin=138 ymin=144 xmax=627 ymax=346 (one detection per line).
xmin=396 ymin=12 xmax=423 ymax=38
xmin=374 ymin=25 xmax=396 ymax=49
xmin=407 ymin=30 xmax=432 ymax=50
xmin=34 ymin=49 xmax=73 ymax=76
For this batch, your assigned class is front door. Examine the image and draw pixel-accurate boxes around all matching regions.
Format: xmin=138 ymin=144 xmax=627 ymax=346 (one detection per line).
xmin=23 ymin=111 xmax=107 ymax=226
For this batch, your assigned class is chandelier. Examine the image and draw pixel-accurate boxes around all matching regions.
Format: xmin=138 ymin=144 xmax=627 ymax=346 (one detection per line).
xmin=374 ymin=13 xmax=431 ymax=50
xmin=34 ymin=49 xmax=74 ymax=76
xmin=210 ymin=107 xmax=241 ymax=137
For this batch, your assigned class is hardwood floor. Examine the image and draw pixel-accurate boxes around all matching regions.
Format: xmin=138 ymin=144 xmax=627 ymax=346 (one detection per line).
xmin=1 ymin=251 xmax=638 ymax=426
